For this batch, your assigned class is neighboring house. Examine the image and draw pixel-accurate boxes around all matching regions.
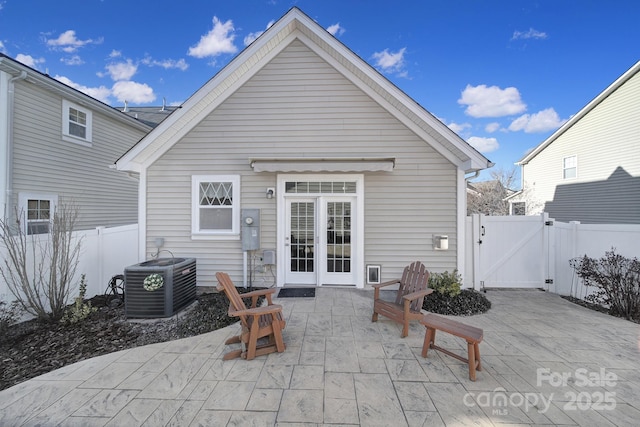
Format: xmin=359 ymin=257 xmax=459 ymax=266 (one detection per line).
xmin=508 ymin=60 xmax=640 ymax=223
xmin=0 ymin=54 xmax=152 ymax=233
xmin=116 ymin=7 xmax=492 ymax=288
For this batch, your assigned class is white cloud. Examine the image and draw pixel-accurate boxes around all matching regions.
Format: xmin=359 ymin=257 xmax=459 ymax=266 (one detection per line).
xmin=509 ymin=108 xmax=567 ymax=133
xmin=188 ymin=17 xmax=238 ymax=58
xmin=512 ymin=28 xmax=548 ymax=40
xmin=0 ymin=40 xmax=5 ymax=53
xmin=458 ymin=84 xmax=527 ymax=118
xmin=112 ymin=80 xmax=155 ymax=104
xmin=54 ymin=75 xmax=111 ymax=103
xmin=16 ymin=53 xmax=45 ymax=68
xmin=141 ymin=56 xmax=189 ymax=71
xmin=106 ymin=59 xmax=137 ymax=81
xmin=244 ymin=19 xmax=275 ymax=46
xmin=371 ymin=47 xmax=407 ymax=75
xmin=327 ymin=23 xmax=345 ymax=36
xmin=61 ymin=55 xmax=83 ymax=65
xmin=109 ymin=50 xmax=122 ymax=58
xmin=46 ymin=30 xmax=102 ymax=53
xmin=467 ymin=136 xmax=499 ymax=153
xmin=448 ymin=122 xmax=471 ymax=134
xmin=485 ymin=122 xmax=501 ymax=133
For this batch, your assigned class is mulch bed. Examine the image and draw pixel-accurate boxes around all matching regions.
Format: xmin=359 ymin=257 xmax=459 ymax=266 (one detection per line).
xmin=0 ymin=291 xmax=253 ymax=391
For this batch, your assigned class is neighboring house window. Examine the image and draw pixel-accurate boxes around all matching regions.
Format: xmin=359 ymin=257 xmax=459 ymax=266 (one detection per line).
xmin=18 ymin=193 xmax=58 ymax=235
xmin=192 ymin=175 xmax=240 ymax=238
xmin=62 ymin=100 xmax=92 ymax=145
xmin=563 ymin=155 xmax=577 ymax=179
xmin=512 ymin=202 xmax=526 ymax=216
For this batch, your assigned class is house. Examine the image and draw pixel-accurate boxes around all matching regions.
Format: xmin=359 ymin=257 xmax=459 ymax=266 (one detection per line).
xmin=0 ymin=54 xmax=151 ymax=233
xmin=115 ymin=7 xmax=492 ymax=288
xmin=508 ymin=60 xmax=640 ymax=224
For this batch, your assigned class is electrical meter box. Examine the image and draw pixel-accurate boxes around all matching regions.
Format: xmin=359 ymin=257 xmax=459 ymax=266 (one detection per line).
xmin=241 ymin=209 xmax=260 ymax=251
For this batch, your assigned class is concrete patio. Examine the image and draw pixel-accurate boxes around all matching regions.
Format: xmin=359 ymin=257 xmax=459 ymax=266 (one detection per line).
xmin=0 ymin=288 xmax=638 ymax=426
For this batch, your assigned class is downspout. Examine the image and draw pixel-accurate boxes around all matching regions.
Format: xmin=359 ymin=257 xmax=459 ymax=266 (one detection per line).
xmin=464 ymin=170 xmax=480 ymax=181
xmin=462 ymin=169 xmax=480 ymax=290
xmin=1 ymin=70 xmax=27 ymax=219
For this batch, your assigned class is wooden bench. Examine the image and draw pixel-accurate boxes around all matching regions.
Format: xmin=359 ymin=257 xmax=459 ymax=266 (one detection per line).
xmin=420 ymin=313 xmax=483 ymax=381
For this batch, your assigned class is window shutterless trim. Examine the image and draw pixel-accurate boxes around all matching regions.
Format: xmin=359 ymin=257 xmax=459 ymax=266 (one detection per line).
xmin=18 ymin=192 xmax=58 ymax=235
xmin=191 ymin=175 xmax=240 ymax=239
xmin=62 ymin=99 xmax=93 ymax=145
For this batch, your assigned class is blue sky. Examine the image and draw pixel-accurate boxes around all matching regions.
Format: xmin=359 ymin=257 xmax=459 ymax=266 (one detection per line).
xmin=1 ymin=0 xmax=638 ymax=183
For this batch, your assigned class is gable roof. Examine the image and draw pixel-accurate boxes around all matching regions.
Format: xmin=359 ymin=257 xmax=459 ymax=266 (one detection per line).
xmin=517 ymin=60 xmax=640 ymax=165
xmin=115 ymin=7 xmax=491 ymax=174
xmin=0 ymin=53 xmax=152 ymax=133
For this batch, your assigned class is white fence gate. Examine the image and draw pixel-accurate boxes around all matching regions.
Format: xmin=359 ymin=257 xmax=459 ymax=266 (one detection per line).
xmin=465 ymin=214 xmax=640 ymax=297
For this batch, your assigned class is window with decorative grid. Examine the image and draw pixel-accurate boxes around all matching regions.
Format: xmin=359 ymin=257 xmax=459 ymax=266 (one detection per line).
xmin=191 ymin=175 xmax=240 ymax=237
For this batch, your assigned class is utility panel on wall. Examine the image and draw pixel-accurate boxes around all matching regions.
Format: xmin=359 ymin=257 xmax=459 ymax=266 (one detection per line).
xmin=241 ymin=209 xmax=260 ymax=251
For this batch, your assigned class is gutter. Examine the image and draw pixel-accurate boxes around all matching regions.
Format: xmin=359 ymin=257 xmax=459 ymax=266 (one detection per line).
xmin=1 ymin=70 xmax=27 ymax=218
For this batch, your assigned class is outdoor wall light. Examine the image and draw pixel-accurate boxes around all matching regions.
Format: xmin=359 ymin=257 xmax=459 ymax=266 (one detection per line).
xmin=266 ymin=187 xmax=275 ymax=199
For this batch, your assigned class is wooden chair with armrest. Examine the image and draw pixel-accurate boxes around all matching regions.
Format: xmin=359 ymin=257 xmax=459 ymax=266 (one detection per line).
xmin=371 ymin=261 xmax=432 ymax=337
xmin=215 ymin=272 xmax=286 ymax=360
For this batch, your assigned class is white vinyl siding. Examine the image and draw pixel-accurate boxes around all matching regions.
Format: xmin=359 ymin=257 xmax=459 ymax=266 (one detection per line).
xmin=523 ymin=68 xmax=640 ymax=223
xmin=145 ymin=40 xmax=458 ymax=286
xmin=11 ymin=79 xmax=147 ymax=230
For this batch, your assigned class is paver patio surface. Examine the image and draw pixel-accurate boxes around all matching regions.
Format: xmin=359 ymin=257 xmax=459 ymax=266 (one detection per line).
xmin=1 ymin=288 xmax=638 ymax=426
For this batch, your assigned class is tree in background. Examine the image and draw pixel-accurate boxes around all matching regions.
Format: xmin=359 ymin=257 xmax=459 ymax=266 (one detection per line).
xmin=467 ymin=167 xmax=518 ymax=216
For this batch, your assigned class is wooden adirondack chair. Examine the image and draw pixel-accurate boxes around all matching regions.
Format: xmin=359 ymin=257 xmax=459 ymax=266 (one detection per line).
xmin=216 ymin=272 xmax=286 ymax=360
xmin=371 ymin=261 xmax=432 ymax=337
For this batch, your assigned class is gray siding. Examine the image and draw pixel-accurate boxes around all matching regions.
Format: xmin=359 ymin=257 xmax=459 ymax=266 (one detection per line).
xmin=146 ymin=40 xmax=458 ymax=287
xmin=11 ymin=79 xmax=146 ymax=229
xmin=524 ymin=69 xmax=640 ymax=223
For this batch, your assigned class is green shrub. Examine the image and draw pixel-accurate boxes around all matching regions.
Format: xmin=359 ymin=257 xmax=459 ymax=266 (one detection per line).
xmin=570 ymin=248 xmax=640 ymax=321
xmin=428 ymin=270 xmax=462 ymax=297
xmin=61 ymin=274 xmax=97 ymax=325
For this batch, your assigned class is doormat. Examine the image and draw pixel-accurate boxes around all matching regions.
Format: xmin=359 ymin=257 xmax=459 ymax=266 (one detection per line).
xmin=278 ymin=288 xmax=316 ymax=298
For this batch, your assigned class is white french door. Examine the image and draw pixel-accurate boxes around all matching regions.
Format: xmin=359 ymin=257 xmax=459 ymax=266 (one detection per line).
xmin=322 ymin=197 xmax=354 ymax=285
xmin=284 ymin=196 xmax=356 ymax=286
xmin=285 ymin=199 xmax=317 ymax=285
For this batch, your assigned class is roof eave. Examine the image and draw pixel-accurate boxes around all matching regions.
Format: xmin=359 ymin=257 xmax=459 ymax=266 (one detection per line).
xmin=116 ymin=7 xmax=493 ymax=173
xmin=0 ymin=55 xmax=152 ymax=133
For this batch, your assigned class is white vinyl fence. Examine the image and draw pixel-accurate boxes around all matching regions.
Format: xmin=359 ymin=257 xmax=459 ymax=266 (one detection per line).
xmin=465 ymin=214 xmax=640 ymax=299
xmin=0 ymin=224 xmax=139 ymax=306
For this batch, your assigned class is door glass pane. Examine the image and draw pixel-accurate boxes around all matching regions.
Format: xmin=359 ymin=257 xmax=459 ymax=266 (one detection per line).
xmin=326 ymin=202 xmax=351 ymax=273
xmin=290 ymin=202 xmax=314 ymax=272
